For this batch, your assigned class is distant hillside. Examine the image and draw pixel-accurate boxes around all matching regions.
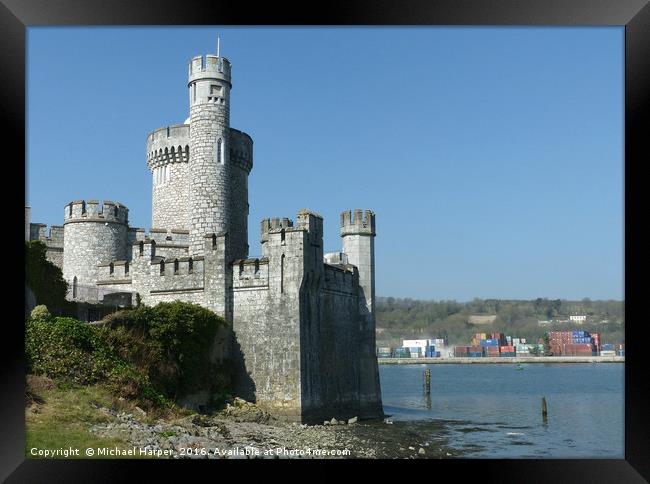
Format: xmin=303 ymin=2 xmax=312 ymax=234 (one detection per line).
xmin=375 ymin=297 xmax=624 ymax=347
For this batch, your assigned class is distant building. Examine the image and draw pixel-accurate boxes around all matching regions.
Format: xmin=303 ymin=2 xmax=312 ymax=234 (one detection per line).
xmin=402 ymin=339 xmax=430 ymax=349
xmin=569 ymin=315 xmax=587 ymax=324
xmin=468 ymin=315 xmax=497 ymax=325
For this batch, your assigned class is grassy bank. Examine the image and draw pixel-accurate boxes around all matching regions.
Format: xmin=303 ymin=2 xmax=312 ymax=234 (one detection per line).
xmin=26 ymin=375 xmax=153 ymax=458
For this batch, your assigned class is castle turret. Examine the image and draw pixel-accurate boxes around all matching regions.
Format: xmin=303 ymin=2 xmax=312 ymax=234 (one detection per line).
xmin=187 ymin=54 xmax=232 ymax=255
xmin=341 ymin=209 xmax=383 ymax=419
xmin=147 ymin=124 xmax=190 ymax=230
xmin=62 ymin=200 xmax=129 ymax=299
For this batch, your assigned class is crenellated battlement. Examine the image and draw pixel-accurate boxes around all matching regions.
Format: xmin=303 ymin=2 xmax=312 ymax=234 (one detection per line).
xmin=340 ymin=209 xmax=375 ymax=236
xmin=64 ymin=200 xmax=129 ymax=225
xmin=229 ymin=128 xmax=253 ymax=173
xmin=147 ymin=124 xmax=190 ymax=169
xmin=297 ymin=209 xmax=323 ymax=247
xmin=188 ymin=55 xmax=232 ymax=87
xmin=232 ymin=257 xmax=269 ymax=289
xmin=30 ymin=223 xmax=64 ymax=246
xmin=260 ymin=217 xmax=294 ymax=243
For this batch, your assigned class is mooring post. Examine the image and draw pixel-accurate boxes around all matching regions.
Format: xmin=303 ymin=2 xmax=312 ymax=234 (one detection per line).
xmin=541 ymin=396 xmax=548 ymax=424
xmin=424 ymin=368 xmax=431 ymax=395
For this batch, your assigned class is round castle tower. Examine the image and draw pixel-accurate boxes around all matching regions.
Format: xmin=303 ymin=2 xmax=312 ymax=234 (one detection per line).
xmin=62 ymin=200 xmax=129 ymax=289
xmin=187 ymin=54 xmax=232 ymax=255
xmin=147 ymin=124 xmax=190 ymax=230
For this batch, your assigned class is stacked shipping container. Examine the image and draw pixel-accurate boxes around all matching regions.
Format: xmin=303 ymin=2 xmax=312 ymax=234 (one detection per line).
xmin=547 ymin=331 xmax=600 ymax=356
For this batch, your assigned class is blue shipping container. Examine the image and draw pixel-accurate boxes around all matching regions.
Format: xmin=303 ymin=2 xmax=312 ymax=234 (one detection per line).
xmin=480 ymin=339 xmax=499 ymax=346
xmin=468 ymin=352 xmax=484 ymax=357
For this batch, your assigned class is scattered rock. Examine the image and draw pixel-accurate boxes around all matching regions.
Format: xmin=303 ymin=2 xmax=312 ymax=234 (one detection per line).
xmin=418 ymin=448 xmax=425 ymax=455
xmin=330 ymin=418 xmax=338 ymax=425
xmin=134 ymin=406 xmax=147 ymax=417
xmin=347 ymin=417 xmax=358 ymax=425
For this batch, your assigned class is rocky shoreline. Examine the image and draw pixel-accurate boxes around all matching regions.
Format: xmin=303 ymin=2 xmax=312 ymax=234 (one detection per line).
xmin=88 ymin=398 xmax=457 ymax=459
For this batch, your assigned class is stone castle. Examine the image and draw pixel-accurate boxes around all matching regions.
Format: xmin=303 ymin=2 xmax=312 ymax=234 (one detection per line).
xmin=26 ymin=49 xmax=383 ymax=423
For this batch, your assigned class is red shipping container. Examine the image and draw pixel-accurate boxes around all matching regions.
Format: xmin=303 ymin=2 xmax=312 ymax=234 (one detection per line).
xmin=454 ymin=347 xmax=470 ymax=356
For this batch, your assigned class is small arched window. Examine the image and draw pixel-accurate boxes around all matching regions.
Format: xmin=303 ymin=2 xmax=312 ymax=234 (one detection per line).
xmin=188 ymin=258 xmax=193 ymax=274
xmin=81 ymin=201 xmax=86 ymax=214
xmin=280 ymin=254 xmax=285 ymax=293
xmin=254 ymin=259 xmax=260 ymax=276
xmin=72 ymin=276 xmax=78 ymax=299
xmin=174 ymin=259 xmax=179 ymax=275
xmin=239 ymin=260 xmax=244 ymax=276
xmin=281 ymin=229 xmax=286 ymax=245
xmin=109 ymin=262 xmax=114 ymax=275
xmin=113 ymin=206 xmax=118 ymax=217
xmin=139 ymin=241 xmax=144 ymax=255
xmin=160 ymin=260 xmax=165 ymax=275
xmin=216 ymin=138 xmax=223 ymax=164
xmin=212 ymin=233 xmax=217 ymax=248
xmin=125 ymin=261 xmax=129 ymax=275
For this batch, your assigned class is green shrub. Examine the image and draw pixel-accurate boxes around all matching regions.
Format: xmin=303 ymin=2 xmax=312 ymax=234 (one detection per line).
xmin=25 ymin=301 xmax=228 ymax=408
xmin=30 ymin=305 xmax=51 ymax=321
xmin=102 ymin=301 xmax=228 ymax=399
xmin=25 ymin=317 xmax=166 ymax=408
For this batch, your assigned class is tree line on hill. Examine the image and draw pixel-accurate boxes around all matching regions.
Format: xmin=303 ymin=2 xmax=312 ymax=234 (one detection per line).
xmin=375 ymin=297 xmax=624 ymax=348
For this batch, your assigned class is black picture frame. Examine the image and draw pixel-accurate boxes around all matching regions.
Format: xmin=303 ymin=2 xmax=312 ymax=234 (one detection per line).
xmin=3 ymin=0 xmax=647 ymax=481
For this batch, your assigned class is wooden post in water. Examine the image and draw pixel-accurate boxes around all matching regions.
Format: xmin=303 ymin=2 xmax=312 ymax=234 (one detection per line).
xmin=541 ymin=396 xmax=548 ymax=424
xmin=424 ymin=369 xmax=431 ymax=395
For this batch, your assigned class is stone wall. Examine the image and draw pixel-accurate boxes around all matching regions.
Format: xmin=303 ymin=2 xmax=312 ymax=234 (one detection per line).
xmin=147 ymin=125 xmax=190 ymax=230
xmin=232 ymin=223 xmax=305 ymax=419
xmin=151 ymin=161 xmax=189 ymax=230
xmin=302 ymin=264 xmax=362 ymax=423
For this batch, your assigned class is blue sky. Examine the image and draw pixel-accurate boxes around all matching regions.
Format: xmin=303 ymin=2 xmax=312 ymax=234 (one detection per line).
xmin=26 ymin=27 xmax=624 ymax=301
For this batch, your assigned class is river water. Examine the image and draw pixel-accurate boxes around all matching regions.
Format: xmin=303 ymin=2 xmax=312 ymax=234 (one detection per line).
xmin=378 ymin=363 xmax=624 ymax=458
